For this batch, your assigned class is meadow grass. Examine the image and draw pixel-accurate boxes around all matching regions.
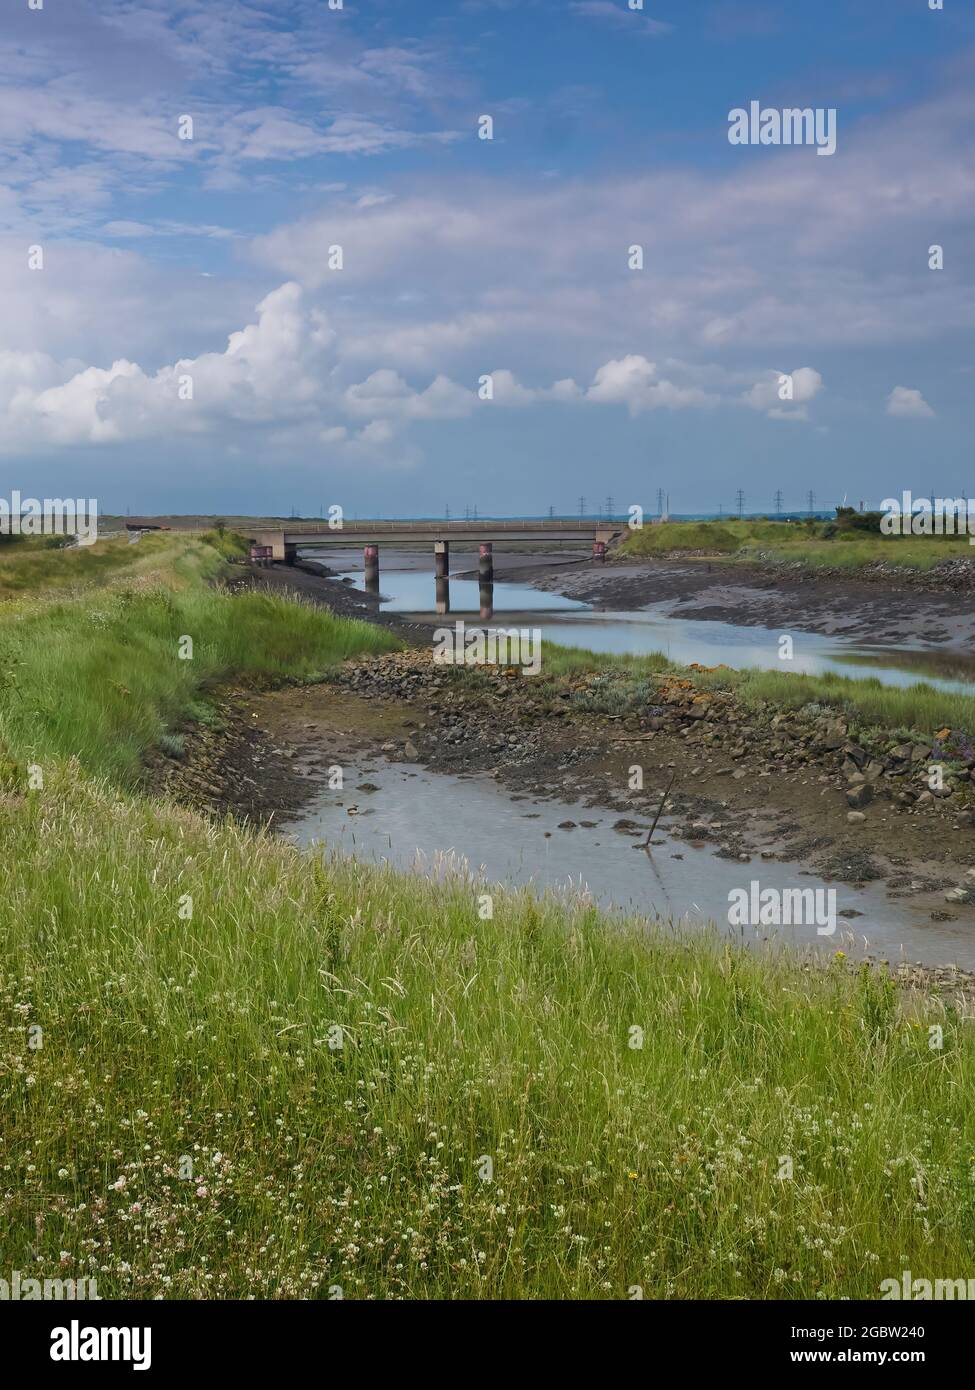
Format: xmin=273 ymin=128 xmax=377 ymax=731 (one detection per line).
xmin=619 ymin=520 xmax=973 ymax=571
xmin=537 ymin=641 xmax=678 ymax=679
xmin=0 ymin=532 xmax=223 ymax=598
xmin=536 ymin=640 xmax=975 ymax=740
xmin=0 ymin=533 xmax=398 ymax=783
xmin=620 ymin=519 xmax=790 ymax=555
xmin=745 ymin=537 xmax=973 ymax=572
xmin=3 ymin=767 xmax=974 ymax=1300
xmin=692 ymin=665 xmax=975 ymax=739
xmin=2 ymin=533 xmax=974 ymax=1300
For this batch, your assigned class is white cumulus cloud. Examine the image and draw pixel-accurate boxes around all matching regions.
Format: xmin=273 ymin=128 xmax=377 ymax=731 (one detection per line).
xmin=886 ymin=385 xmax=935 ymax=418
xmin=743 ymin=367 xmax=823 ymax=420
xmin=584 ymin=355 xmax=714 ymax=414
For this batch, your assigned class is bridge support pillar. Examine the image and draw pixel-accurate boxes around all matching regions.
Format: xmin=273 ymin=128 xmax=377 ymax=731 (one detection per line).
xmin=284 ymin=543 xmax=298 ymax=565
xmin=434 ymin=540 xmax=449 ymax=579
xmin=364 ymin=544 xmax=380 ymax=593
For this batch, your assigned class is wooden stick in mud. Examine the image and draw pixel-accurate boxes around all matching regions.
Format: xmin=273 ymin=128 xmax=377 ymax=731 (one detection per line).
xmin=644 ymin=771 xmax=677 ymax=851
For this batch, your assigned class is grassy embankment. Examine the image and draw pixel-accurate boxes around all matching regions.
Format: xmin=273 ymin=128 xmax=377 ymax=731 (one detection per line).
xmin=620 ymin=518 xmax=973 ymax=572
xmin=558 ymin=517 xmax=975 ymax=740
xmin=0 ymin=532 xmax=397 ymax=781
xmin=2 ymin=534 xmax=975 ymax=1299
xmin=538 ymin=640 xmax=975 ymax=747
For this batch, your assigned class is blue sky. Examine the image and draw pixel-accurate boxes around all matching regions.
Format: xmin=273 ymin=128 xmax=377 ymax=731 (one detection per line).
xmin=1 ymin=0 xmax=973 ymax=516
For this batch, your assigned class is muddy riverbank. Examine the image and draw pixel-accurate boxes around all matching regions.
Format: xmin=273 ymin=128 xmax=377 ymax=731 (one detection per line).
xmin=245 ymin=546 xmax=975 ymax=649
xmin=145 ymin=656 xmax=975 ymax=992
xmin=148 ymin=645 xmax=975 ymax=922
xmin=520 ymin=555 xmax=975 ymax=646
xmin=144 ymin=555 xmax=975 ymax=978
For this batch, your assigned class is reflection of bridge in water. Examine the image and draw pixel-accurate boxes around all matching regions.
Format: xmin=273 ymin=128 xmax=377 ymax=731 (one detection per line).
xmin=427 ymin=570 xmax=494 ymax=620
xmin=251 ymin=520 xmax=625 ymax=621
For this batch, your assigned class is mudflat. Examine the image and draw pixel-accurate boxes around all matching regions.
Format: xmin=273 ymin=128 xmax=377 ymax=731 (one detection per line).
xmin=522 ymin=555 xmax=975 ymax=646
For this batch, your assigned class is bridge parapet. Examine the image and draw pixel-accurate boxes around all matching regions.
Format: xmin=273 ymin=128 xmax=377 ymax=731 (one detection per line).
xmin=250 ymin=521 xmax=626 ymax=561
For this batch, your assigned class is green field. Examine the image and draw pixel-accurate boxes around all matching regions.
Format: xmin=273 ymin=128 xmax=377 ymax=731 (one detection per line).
xmin=2 ymin=534 xmax=974 ymax=1299
xmin=0 ymin=533 xmax=397 ymax=783
xmin=619 ymin=519 xmax=974 ymax=572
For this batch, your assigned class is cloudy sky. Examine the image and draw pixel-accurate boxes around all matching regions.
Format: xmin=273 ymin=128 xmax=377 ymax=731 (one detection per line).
xmin=2 ymin=0 xmax=973 ymax=517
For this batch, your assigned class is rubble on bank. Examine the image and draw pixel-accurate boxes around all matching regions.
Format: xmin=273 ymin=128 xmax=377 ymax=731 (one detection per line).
xmin=330 ymin=648 xmax=975 ymax=831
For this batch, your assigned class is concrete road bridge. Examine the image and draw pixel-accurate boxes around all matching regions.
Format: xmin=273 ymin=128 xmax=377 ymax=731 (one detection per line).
xmin=251 ymin=519 xmax=625 ymax=570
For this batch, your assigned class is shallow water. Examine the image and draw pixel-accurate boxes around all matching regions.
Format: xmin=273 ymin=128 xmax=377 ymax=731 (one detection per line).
xmin=285 ymin=548 xmax=975 ymax=968
xmin=324 ymin=553 xmax=975 ymax=695
xmin=279 ymin=755 xmax=975 ymax=970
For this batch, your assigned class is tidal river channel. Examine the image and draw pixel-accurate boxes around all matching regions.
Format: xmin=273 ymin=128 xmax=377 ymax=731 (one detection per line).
xmin=278 ymin=547 xmax=975 ymax=972
xmin=324 ymin=548 xmax=975 ymax=694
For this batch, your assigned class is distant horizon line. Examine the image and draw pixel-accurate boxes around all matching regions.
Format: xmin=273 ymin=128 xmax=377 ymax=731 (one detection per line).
xmin=105 ymin=509 xmax=838 ymax=524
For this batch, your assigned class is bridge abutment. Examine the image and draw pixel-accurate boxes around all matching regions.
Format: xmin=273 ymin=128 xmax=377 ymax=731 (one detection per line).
xmin=255 ymin=530 xmax=287 ymax=562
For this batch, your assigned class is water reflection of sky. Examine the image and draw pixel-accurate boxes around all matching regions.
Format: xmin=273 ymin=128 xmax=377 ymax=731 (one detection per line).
xmin=280 ymin=758 xmax=975 ymax=971
xmin=339 ymin=568 xmax=586 ymax=614
xmin=333 ymin=565 xmax=974 ymax=696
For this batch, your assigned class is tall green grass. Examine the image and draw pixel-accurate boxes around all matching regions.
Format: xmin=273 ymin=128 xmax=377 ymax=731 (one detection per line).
xmin=537 ymin=641 xmax=677 ymax=678
xmin=534 ymin=641 xmax=975 ymax=740
xmin=2 ymin=530 xmax=974 ymax=1300
xmin=0 ymin=532 xmax=217 ymax=597
xmin=745 ymin=537 xmax=973 ymax=572
xmin=620 ymin=520 xmax=973 ymax=571
xmin=2 ymin=768 xmax=973 ymax=1299
xmin=621 ymin=519 xmax=765 ymax=555
xmin=693 ymin=666 xmax=975 ymax=739
xmin=0 ymin=533 xmax=398 ymax=782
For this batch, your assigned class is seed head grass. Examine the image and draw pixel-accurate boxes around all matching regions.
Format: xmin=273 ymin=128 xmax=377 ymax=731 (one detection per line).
xmin=1 ymin=533 xmax=974 ymax=1299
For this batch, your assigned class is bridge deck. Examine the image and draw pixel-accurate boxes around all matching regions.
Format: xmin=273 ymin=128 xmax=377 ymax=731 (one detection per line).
xmin=257 ymin=522 xmax=623 ymax=544
xmin=251 ymin=520 xmax=625 ymax=560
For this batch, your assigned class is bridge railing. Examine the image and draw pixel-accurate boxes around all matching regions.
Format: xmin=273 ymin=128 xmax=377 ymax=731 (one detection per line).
xmin=273 ymin=520 xmax=624 ymax=534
